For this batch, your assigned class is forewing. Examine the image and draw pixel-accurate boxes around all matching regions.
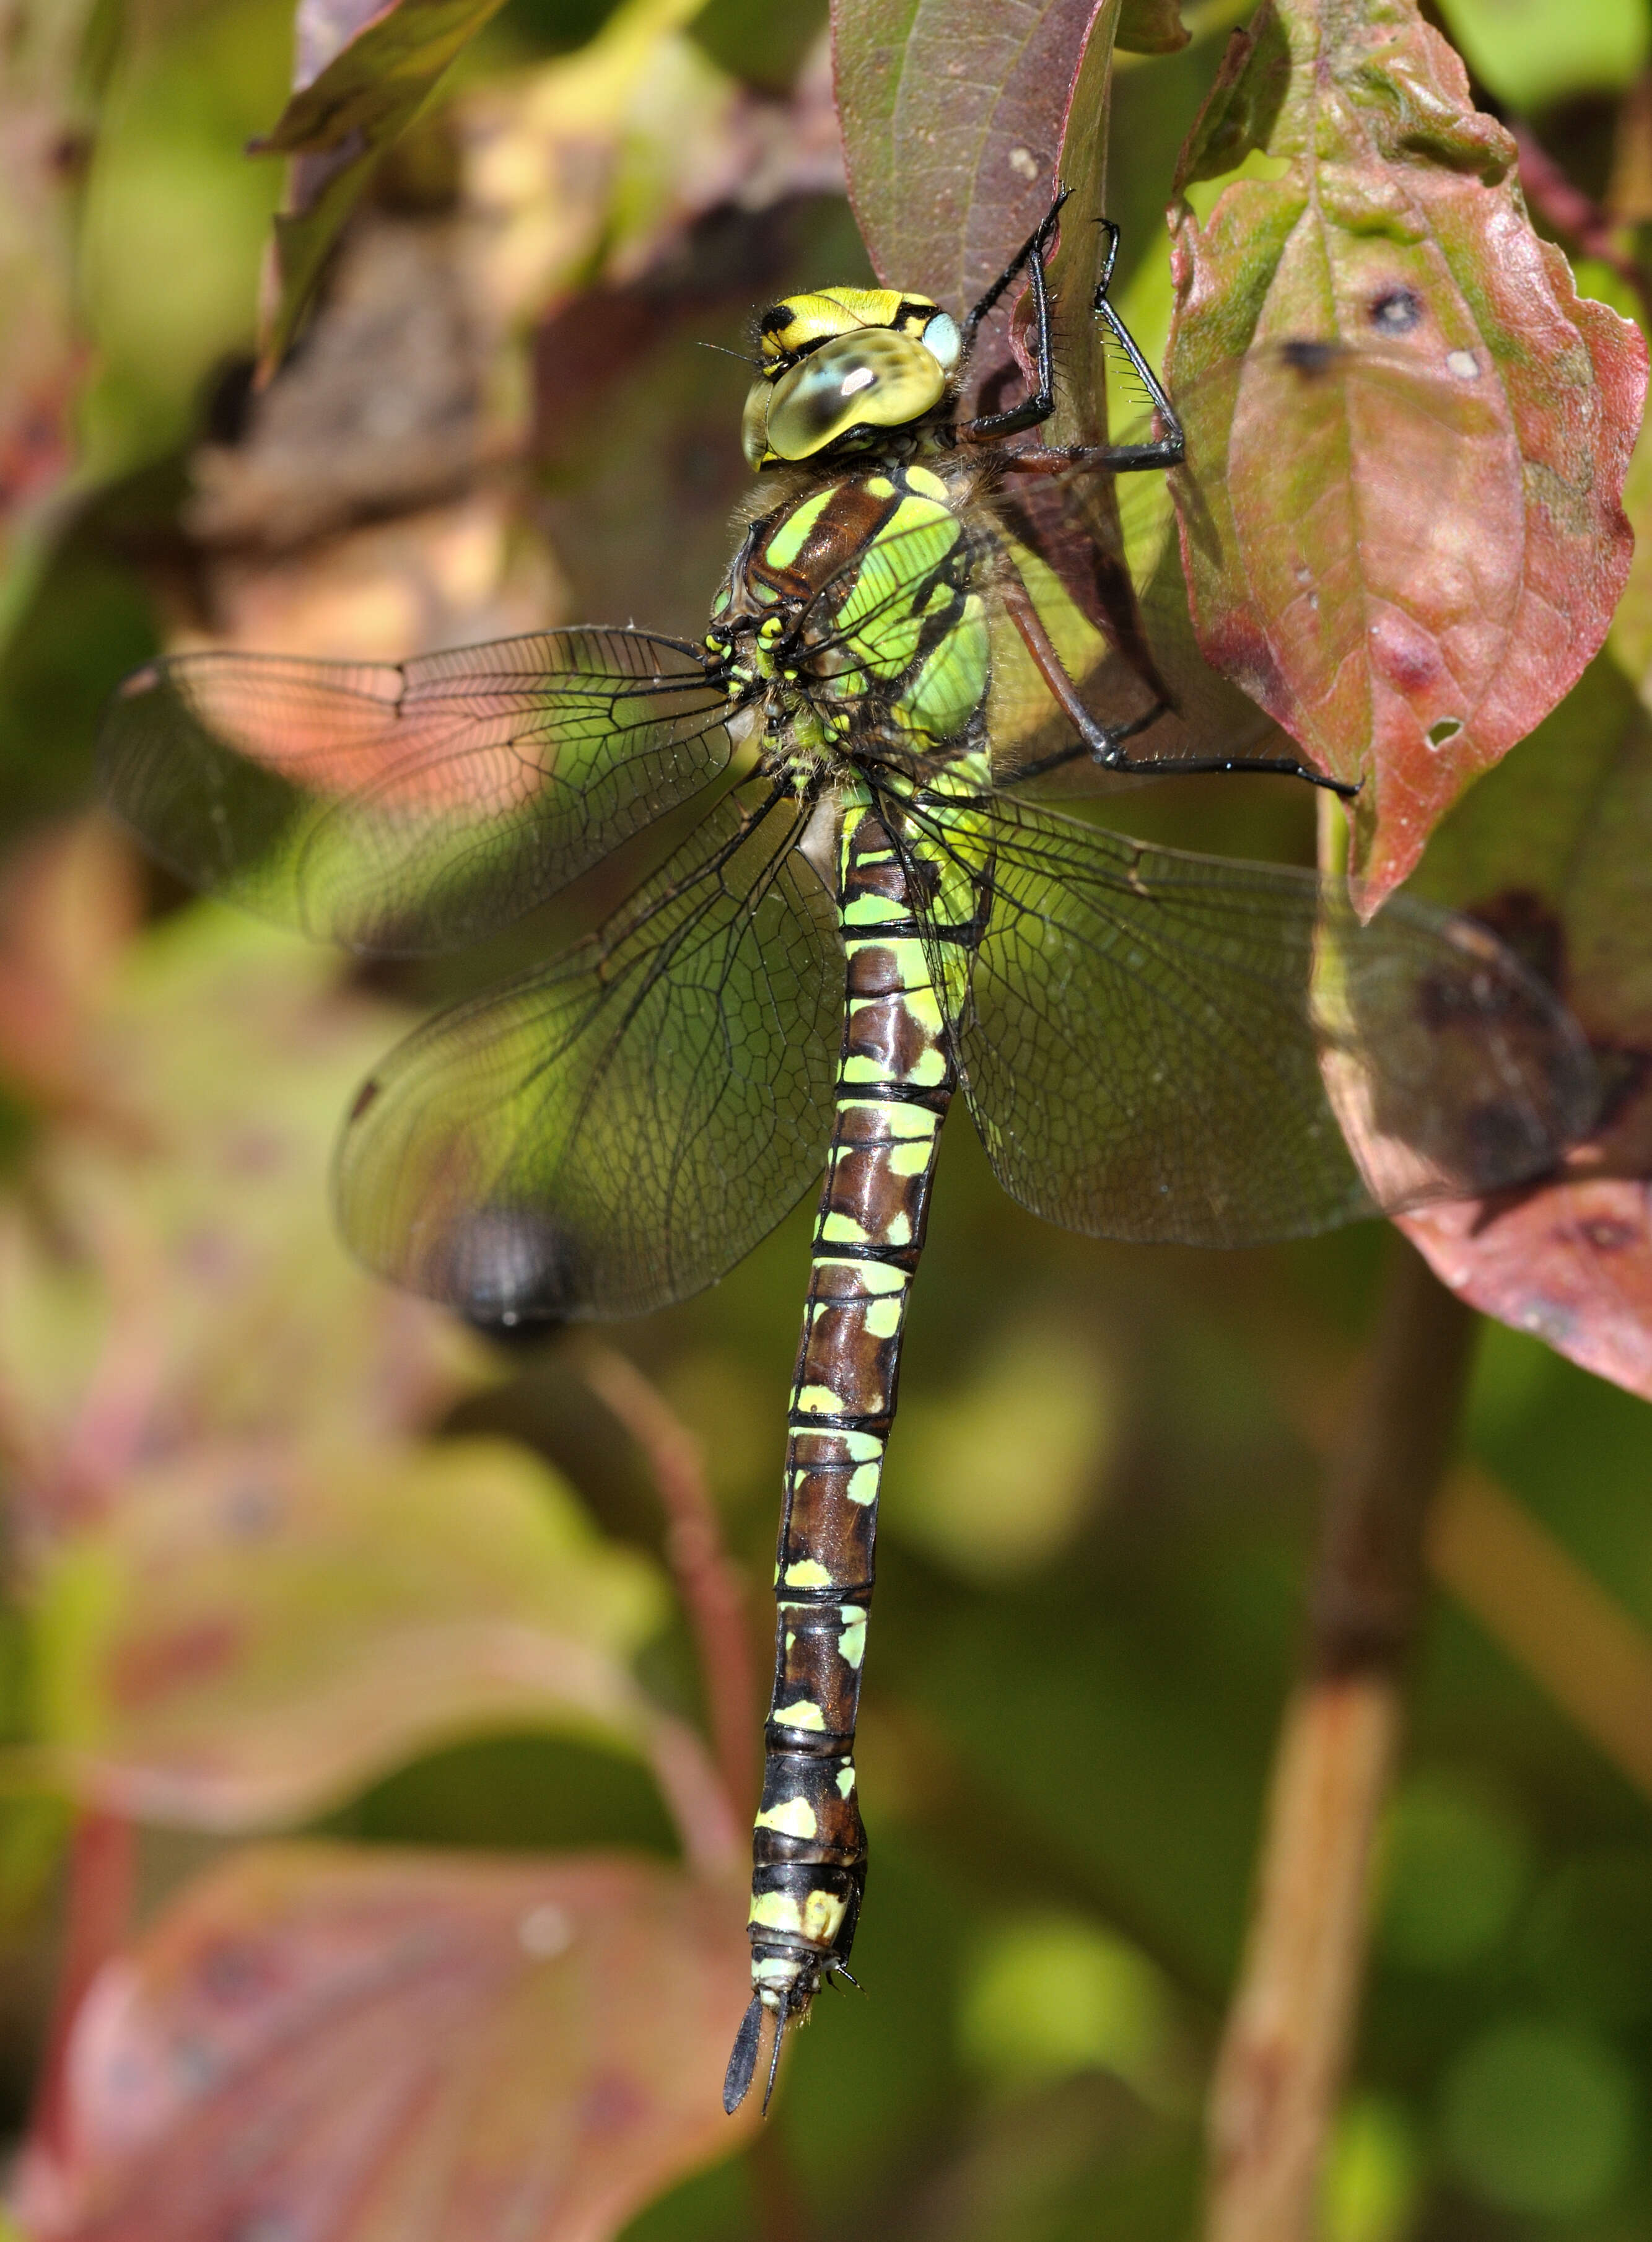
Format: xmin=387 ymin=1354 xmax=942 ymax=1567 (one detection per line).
xmin=333 ymin=784 xmax=842 ymax=1321
xmin=905 ymin=791 xmax=1597 ymax=1248
xmin=98 ymin=629 xmax=733 ymax=953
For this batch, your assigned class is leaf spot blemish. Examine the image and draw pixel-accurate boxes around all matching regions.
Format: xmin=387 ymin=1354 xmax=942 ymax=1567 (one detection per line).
xmin=518 ymin=1902 xmax=573 ymax=1959
xmin=1008 ymin=146 xmax=1039 ymax=181
xmin=1280 ymin=338 xmax=1339 ymax=378
xmin=1370 ymin=287 xmax=1423 ymax=335
xmin=1579 ymin=1217 xmax=1638 ymax=1252
xmin=1446 ymin=349 xmax=1480 ymax=379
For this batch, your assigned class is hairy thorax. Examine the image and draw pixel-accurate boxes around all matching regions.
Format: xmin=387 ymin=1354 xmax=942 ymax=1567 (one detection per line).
xmin=712 ymin=458 xmax=993 ymax=796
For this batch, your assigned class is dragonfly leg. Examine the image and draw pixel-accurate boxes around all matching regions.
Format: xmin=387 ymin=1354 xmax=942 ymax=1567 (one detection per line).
xmin=957 ymin=190 xmax=1067 ymax=442
xmin=994 ymin=222 xmax=1186 ymax=475
xmin=1001 ymin=563 xmax=1361 ymax=797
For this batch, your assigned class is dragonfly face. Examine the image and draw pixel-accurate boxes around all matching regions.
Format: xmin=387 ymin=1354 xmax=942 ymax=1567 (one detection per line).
xmin=741 ymin=288 xmax=963 ymax=470
xmin=95 ymin=196 xmax=1599 ymax=2120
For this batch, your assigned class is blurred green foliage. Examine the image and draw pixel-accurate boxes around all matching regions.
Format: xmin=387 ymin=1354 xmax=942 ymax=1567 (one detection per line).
xmin=0 ymin=0 xmax=1649 ymax=2235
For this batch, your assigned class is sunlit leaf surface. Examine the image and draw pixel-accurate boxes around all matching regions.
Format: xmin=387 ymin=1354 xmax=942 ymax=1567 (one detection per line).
xmin=832 ymin=0 xmax=1107 ymax=312
xmin=1165 ymin=0 xmax=1647 ymax=907
xmin=16 ymin=1844 xmax=756 ymax=2241
xmin=0 ymin=842 xmax=482 ymax=1514
xmin=28 ymin=1438 xmax=670 ymax=1828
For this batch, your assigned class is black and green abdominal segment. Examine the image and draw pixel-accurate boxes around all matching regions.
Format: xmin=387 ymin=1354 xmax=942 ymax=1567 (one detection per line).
xmin=735 ymin=787 xmax=967 ymax=2110
xmin=97 ymin=203 xmax=1598 ymax=2114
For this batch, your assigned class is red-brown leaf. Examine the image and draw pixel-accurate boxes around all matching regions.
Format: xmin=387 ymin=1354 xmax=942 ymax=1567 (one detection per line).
xmin=15 ymin=1844 xmax=755 ymax=2241
xmin=831 ymin=0 xmax=1109 ymax=312
xmin=1165 ymin=0 xmax=1647 ymax=909
xmin=1397 ymin=657 xmax=1652 ymax=1396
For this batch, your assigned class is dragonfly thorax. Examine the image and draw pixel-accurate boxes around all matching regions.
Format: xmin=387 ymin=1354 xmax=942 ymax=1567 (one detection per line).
xmin=709 ymin=461 xmax=990 ymax=794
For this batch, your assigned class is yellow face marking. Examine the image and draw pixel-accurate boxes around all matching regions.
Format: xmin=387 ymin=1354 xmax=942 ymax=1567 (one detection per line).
xmin=776 ymin=1697 xmax=827 ymax=1730
xmin=756 ymin=1795 xmax=819 ymax=1840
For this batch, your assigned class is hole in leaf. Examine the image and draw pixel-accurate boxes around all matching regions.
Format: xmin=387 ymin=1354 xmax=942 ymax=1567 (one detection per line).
xmin=1428 ymin=718 xmax=1464 ymax=747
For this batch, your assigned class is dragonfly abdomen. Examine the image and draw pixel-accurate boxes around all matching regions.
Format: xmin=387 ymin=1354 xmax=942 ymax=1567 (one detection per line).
xmin=726 ymin=791 xmax=961 ymax=2113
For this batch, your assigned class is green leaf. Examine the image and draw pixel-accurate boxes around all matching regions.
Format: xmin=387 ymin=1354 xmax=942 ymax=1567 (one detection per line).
xmin=27 ymin=1437 xmax=672 ymax=1828
xmin=1117 ymin=0 xmax=1188 ymax=53
xmin=1433 ymin=0 xmax=1648 ymax=111
xmin=1165 ymin=0 xmax=1648 ymax=908
xmin=14 ymin=1842 xmax=757 ymax=2235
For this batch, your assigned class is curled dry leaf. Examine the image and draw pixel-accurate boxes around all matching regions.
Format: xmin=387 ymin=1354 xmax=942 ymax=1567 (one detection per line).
xmin=15 ymin=1843 xmax=756 ymax=2242
xmin=1166 ymin=0 xmax=1646 ymax=909
xmin=255 ymin=0 xmax=519 ymax=368
xmin=26 ymin=1437 xmax=676 ymax=1831
xmin=1399 ymin=656 xmax=1652 ymax=1398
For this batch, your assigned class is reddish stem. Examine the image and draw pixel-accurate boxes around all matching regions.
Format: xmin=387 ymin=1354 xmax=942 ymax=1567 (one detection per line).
xmin=574 ymin=1342 xmax=760 ymax=1821
xmin=31 ymin=1807 xmax=137 ymax=2166
xmin=1513 ymin=122 xmax=1652 ymax=327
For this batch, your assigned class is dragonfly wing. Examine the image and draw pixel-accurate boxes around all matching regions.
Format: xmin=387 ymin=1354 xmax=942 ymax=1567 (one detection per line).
xmin=333 ymin=784 xmax=841 ymax=1321
xmin=98 ymin=628 xmax=733 ymax=953
xmin=906 ymin=790 xmax=1597 ymax=1248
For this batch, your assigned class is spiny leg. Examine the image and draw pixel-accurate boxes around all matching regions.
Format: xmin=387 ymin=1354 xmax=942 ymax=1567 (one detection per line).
xmin=999 ymin=556 xmax=1360 ymax=798
xmin=725 ymin=791 xmax=958 ymax=2113
xmin=957 ymin=189 xmax=1069 ymax=442
xmin=995 ymin=218 xmax=1187 ymax=475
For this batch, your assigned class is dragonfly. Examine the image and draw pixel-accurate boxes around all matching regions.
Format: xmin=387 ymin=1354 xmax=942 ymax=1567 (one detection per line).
xmin=98 ymin=196 xmax=1597 ymax=2116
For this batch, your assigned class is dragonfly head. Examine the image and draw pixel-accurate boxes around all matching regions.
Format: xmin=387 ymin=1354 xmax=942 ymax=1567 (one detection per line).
xmin=741 ymin=287 xmax=962 ymax=470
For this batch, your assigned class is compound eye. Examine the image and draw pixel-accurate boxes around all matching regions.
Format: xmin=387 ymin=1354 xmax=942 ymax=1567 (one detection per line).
xmin=920 ymin=312 xmax=961 ymax=371
xmin=740 ymin=380 xmax=772 ymax=470
xmin=762 ymin=330 xmax=947 ymax=462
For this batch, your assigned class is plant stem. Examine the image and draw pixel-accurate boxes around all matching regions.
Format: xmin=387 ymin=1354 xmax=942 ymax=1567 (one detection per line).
xmin=1202 ymin=1235 xmax=1478 ymax=2242
xmin=573 ymin=1341 xmax=760 ymax=1821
